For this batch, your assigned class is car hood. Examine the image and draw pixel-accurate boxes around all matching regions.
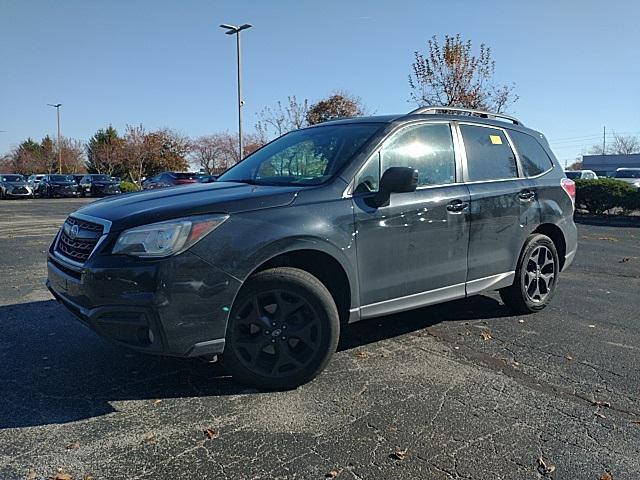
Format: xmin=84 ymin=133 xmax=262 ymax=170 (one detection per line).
xmin=75 ymin=181 xmax=300 ymax=231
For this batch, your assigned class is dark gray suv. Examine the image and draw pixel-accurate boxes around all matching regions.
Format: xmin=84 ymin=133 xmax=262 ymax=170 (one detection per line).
xmin=46 ymin=107 xmax=577 ymax=389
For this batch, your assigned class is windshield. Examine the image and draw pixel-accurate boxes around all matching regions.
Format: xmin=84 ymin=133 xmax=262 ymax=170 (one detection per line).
xmin=218 ymin=123 xmax=382 ymax=186
xmin=90 ymin=174 xmax=111 ymax=181
xmin=50 ymin=175 xmax=72 ymax=182
xmin=2 ymin=175 xmax=23 ymax=182
xmin=564 ymin=171 xmax=581 ymax=179
xmin=615 ymin=169 xmax=640 ymax=179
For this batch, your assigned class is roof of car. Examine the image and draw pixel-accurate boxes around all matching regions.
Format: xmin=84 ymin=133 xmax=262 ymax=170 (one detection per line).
xmin=317 ymin=112 xmax=544 ymax=139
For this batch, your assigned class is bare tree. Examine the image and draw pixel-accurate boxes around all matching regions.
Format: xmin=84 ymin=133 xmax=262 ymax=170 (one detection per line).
xmin=191 ymin=133 xmax=239 ymax=174
xmin=121 ymin=124 xmax=148 ymax=185
xmin=610 ymin=134 xmax=640 ymax=155
xmin=255 ymin=95 xmax=309 ymax=142
xmin=588 ymin=134 xmax=640 ymax=156
xmin=409 ymin=34 xmax=518 ymax=113
xmin=58 ymin=137 xmax=86 ymax=173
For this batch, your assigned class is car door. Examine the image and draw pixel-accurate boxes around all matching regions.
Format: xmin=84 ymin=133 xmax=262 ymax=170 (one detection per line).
xmin=351 ymin=121 xmax=471 ymax=317
xmin=457 ymin=123 xmax=540 ymax=294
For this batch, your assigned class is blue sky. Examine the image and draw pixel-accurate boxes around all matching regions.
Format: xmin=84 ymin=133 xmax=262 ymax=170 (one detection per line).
xmin=1 ymin=0 xmax=639 ymax=165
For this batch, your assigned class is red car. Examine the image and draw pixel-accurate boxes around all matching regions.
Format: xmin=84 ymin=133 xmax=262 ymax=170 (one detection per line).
xmin=142 ymin=172 xmax=203 ymax=189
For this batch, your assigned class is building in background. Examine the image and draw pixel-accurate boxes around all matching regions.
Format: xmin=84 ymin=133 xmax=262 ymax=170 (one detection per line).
xmin=582 ymin=154 xmax=640 ymax=177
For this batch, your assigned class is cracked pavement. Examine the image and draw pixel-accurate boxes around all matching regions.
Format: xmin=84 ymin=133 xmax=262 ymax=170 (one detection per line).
xmin=1 ymin=199 xmax=639 ymax=479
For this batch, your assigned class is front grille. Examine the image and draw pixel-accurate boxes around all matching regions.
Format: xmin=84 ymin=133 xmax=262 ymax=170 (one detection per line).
xmin=55 ymin=216 xmax=104 ymax=263
xmin=12 ymin=187 xmax=28 ymax=194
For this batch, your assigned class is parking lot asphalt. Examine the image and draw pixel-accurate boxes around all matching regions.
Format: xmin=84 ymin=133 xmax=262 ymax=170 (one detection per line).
xmin=1 ymin=198 xmax=639 ymax=480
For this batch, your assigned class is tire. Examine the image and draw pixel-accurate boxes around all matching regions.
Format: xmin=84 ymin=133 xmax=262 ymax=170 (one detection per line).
xmin=499 ymin=234 xmax=560 ymax=314
xmin=222 ymin=267 xmax=340 ymax=390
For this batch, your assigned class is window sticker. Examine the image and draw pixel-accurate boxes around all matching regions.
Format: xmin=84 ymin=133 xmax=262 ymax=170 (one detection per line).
xmin=489 ymin=135 xmax=503 ymax=145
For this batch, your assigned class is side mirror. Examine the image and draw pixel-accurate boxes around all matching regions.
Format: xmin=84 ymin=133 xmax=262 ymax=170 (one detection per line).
xmin=366 ymin=167 xmax=418 ymax=208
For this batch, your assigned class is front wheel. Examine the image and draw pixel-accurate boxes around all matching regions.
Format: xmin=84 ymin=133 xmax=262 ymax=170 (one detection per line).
xmin=499 ymin=234 xmax=559 ymax=314
xmin=222 ymin=267 xmax=339 ymax=390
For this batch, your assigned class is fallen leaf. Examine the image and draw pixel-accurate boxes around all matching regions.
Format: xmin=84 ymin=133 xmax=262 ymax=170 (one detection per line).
xmin=205 ymin=428 xmax=219 ymax=439
xmin=391 ymin=448 xmax=408 ymax=460
xmin=83 ymin=476 xmax=94 ymax=480
xmin=26 ymin=470 xmax=39 ymax=480
xmin=480 ymin=331 xmax=492 ymax=341
xmin=153 ymin=399 xmax=162 ymax=405
xmin=594 ymin=411 xmax=606 ymax=419
xmin=53 ymin=474 xmax=73 ymax=480
xmin=355 ymin=351 xmax=369 ymax=359
xmin=598 ymin=236 xmax=618 ymax=242
xmin=142 ymin=432 xmax=156 ymax=443
xmin=588 ymin=324 xmax=596 ymax=328
xmin=66 ymin=441 xmax=80 ymax=450
xmin=593 ymin=400 xmax=611 ymax=408
xmin=518 ymin=319 xmax=525 ymax=324
xmin=325 ymin=469 xmax=341 ymax=478
xmin=565 ymin=355 xmax=573 ymax=361
xmin=619 ymin=257 xmax=630 ymax=263
xmin=537 ymin=456 xmax=556 ymax=475
xmin=600 ymin=472 xmax=613 ymax=480
xmin=380 ymin=351 xmax=390 ymax=358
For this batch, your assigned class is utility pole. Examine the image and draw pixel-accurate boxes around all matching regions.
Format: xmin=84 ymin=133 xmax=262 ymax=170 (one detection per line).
xmin=602 ymin=126 xmax=606 ymax=155
xmin=47 ymin=103 xmax=62 ymax=173
xmin=220 ymin=23 xmax=252 ymax=161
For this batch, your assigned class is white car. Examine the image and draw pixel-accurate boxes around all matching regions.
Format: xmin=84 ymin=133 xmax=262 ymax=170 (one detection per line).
xmin=613 ymin=168 xmax=640 ymax=188
xmin=564 ymin=169 xmax=598 ymax=180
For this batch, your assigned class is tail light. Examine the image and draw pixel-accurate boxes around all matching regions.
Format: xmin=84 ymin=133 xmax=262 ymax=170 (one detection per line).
xmin=561 ymin=178 xmax=576 ymax=204
xmin=176 ymin=179 xmax=197 ymax=185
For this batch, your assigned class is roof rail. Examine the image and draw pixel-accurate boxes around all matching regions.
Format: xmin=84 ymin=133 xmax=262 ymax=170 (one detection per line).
xmin=408 ymin=106 xmax=522 ymax=126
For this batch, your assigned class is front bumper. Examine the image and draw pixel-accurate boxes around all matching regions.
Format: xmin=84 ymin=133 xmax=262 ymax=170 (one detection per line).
xmin=47 ymin=247 xmax=242 ymax=357
xmin=4 ymin=186 xmax=33 ymax=197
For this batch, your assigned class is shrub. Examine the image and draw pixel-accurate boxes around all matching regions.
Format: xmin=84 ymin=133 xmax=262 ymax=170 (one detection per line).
xmin=120 ymin=181 xmax=139 ymax=193
xmin=575 ymin=178 xmax=638 ymax=214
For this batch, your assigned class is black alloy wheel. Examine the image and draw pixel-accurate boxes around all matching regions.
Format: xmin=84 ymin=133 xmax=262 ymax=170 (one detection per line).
xmin=222 ymin=267 xmax=339 ymax=390
xmin=500 ymin=233 xmax=560 ymax=314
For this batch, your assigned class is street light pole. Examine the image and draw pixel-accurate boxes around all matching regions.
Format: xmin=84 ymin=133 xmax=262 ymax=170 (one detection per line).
xmin=220 ymin=23 xmax=252 ymax=161
xmin=47 ymin=103 xmax=62 ymax=173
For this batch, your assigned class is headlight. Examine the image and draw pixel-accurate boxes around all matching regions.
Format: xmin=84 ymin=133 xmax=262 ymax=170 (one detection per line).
xmin=112 ymin=214 xmax=228 ymax=258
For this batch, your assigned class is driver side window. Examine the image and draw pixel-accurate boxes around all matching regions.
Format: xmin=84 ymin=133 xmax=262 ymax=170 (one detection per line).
xmin=354 ymin=122 xmax=456 ymax=193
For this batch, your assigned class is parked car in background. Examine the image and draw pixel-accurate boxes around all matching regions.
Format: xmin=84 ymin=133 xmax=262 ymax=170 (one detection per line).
xmin=142 ymin=172 xmax=203 ymax=189
xmin=37 ymin=174 xmax=80 ymax=198
xmin=198 ymin=174 xmax=219 ymax=183
xmin=27 ymin=174 xmax=46 ymax=191
xmin=47 ymin=106 xmax=577 ymax=389
xmin=613 ymin=168 xmax=640 ymax=188
xmin=0 ymin=174 xmax=33 ymax=199
xmin=564 ymin=169 xmax=597 ymax=180
xmin=78 ymin=174 xmax=122 ymax=197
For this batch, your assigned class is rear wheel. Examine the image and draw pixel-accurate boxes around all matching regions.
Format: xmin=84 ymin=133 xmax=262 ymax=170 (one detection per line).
xmin=222 ymin=267 xmax=339 ymax=390
xmin=499 ymin=234 xmax=559 ymax=314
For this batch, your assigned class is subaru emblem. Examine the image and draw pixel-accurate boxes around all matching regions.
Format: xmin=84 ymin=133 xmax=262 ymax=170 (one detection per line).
xmin=69 ymin=224 xmax=79 ymax=240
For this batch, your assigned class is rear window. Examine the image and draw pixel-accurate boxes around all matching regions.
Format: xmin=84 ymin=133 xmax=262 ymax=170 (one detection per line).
xmin=508 ymin=130 xmax=553 ymax=177
xmin=90 ymin=174 xmax=111 ymax=181
xmin=564 ymin=171 xmax=581 ymax=179
xmin=615 ymin=170 xmax=640 ymax=179
xmin=460 ymin=124 xmax=518 ymax=182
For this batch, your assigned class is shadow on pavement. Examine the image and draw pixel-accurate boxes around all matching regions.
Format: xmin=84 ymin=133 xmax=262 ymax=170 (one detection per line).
xmin=0 ymin=295 xmax=509 ymax=429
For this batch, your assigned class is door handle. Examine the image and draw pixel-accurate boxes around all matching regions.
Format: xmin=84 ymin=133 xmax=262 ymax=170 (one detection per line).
xmin=518 ymin=190 xmax=535 ymax=201
xmin=446 ymin=200 xmax=469 ymax=213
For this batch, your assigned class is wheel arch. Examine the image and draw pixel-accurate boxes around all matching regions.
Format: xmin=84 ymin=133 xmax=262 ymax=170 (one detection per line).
xmin=246 ymin=247 xmax=354 ymax=325
xmin=532 ymin=223 xmax=567 ymax=270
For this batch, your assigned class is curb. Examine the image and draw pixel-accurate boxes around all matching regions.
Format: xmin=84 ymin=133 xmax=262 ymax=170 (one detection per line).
xmin=574 ymin=213 xmax=640 ymax=228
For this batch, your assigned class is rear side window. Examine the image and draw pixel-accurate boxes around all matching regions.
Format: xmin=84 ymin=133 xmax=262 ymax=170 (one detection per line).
xmin=508 ymin=129 xmax=553 ymax=177
xmin=460 ymin=124 xmax=518 ymax=182
xmin=380 ymin=123 xmax=456 ymax=187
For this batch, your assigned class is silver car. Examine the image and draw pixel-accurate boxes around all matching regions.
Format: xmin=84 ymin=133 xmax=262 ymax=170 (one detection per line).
xmin=0 ymin=174 xmax=33 ymax=199
xmin=614 ymin=168 xmax=640 ymax=188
